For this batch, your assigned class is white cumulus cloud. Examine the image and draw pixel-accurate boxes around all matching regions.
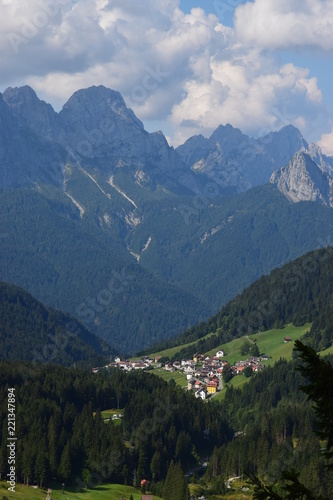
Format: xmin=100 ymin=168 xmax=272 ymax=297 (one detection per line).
xmin=318 ymin=128 xmax=333 ymax=156
xmin=0 ymin=0 xmax=331 ymax=146
xmin=234 ymin=0 xmax=333 ymax=51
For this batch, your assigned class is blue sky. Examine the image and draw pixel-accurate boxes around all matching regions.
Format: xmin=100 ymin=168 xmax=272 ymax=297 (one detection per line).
xmin=179 ymin=0 xmax=246 ymax=25
xmin=0 ymin=0 xmax=332 ymax=152
xmin=179 ymin=0 xmax=333 ymax=144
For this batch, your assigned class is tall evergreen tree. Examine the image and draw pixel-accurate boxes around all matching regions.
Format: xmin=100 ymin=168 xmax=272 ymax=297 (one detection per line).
xmin=35 ymin=445 xmax=48 ymax=488
xmin=21 ymin=446 xmax=34 ymax=486
xmin=58 ymin=442 xmax=72 ymax=482
xmin=163 ymin=461 xmax=189 ymax=500
xmin=150 ymin=450 xmax=161 ymax=480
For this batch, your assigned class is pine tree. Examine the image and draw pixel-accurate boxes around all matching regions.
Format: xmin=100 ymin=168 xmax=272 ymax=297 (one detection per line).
xmin=58 ymin=442 xmax=72 ymax=482
xmin=34 ymin=446 xmax=48 ymax=488
xmin=21 ymin=446 xmax=34 ymax=486
xmin=163 ymin=460 xmax=176 ymax=500
xmin=47 ymin=416 xmax=59 ymax=476
xmin=136 ymin=442 xmax=149 ymax=485
xmin=150 ymin=450 xmax=161 ymax=480
xmin=250 ymin=342 xmax=260 ymax=357
xmin=223 ymin=363 xmax=233 ymax=383
xmin=175 ymin=431 xmax=192 ymax=468
xmin=164 ymin=461 xmax=189 ymax=500
xmin=81 ymin=468 xmax=91 ymax=488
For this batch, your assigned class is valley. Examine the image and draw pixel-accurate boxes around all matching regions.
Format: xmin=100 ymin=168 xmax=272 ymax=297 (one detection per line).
xmin=1 ymin=85 xmax=333 ymax=499
xmin=1 ymin=86 xmax=333 ymax=354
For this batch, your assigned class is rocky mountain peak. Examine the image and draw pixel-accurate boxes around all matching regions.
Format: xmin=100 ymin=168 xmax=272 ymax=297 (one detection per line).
xmin=258 ymin=125 xmax=308 ymax=168
xmin=270 ymin=151 xmax=333 ymax=207
xmin=60 ymin=85 xmax=144 ymax=131
xmin=176 ymin=123 xmax=311 ymax=192
xmin=2 ymin=85 xmax=58 ymax=139
xmin=210 ymin=123 xmax=246 ymax=147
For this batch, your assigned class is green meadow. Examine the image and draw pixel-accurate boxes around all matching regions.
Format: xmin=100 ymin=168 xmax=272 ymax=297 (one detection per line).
xmin=147 ymin=331 xmax=219 ymax=360
xmin=206 ymin=323 xmax=311 ymax=365
xmin=0 ymin=481 xmax=162 ymax=500
xmin=151 ymin=324 xmax=311 ymax=397
xmin=152 ymin=367 xmax=188 ymax=386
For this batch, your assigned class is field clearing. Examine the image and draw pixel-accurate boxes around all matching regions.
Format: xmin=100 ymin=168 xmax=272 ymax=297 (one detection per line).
xmin=320 ymin=344 xmax=333 ymax=357
xmin=213 ymin=374 xmax=249 ymax=401
xmin=0 ymin=481 xmax=162 ymax=500
xmin=152 ymin=367 xmax=187 ymax=386
xmin=206 ymin=324 xmax=311 ymax=364
xmin=100 ymin=409 xmax=124 ymax=426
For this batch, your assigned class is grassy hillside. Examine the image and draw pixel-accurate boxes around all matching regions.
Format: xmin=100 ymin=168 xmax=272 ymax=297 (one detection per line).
xmin=148 ymin=331 xmax=218 ymax=360
xmin=150 ymin=324 xmax=310 ymax=395
xmin=147 ymin=248 xmax=333 ymax=359
xmin=147 ymin=324 xmax=309 ymax=363
xmin=206 ymin=323 xmax=311 ymax=365
xmin=0 ymin=481 xmax=162 ymax=499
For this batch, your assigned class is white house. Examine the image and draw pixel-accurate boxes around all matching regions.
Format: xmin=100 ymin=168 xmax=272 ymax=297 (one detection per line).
xmin=198 ymin=389 xmax=207 ymax=400
xmin=216 ymin=350 xmax=225 ymax=358
xmin=195 ymin=389 xmax=207 ymax=400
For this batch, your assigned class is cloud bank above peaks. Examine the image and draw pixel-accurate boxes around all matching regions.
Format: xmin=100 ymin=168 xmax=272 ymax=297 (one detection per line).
xmin=0 ymin=0 xmax=331 ymax=147
xmin=234 ymin=0 xmax=333 ymax=51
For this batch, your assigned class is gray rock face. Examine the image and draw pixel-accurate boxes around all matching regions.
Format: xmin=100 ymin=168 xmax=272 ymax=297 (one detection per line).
xmin=0 ymin=85 xmax=191 ymax=192
xmin=3 ymin=86 xmax=59 ymax=140
xmin=306 ymin=142 xmax=333 ymax=178
xmin=270 ymin=152 xmax=333 ymax=207
xmin=1 ymin=84 xmax=332 ymax=199
xmin=176 ymin=124 xmax=310 ymax=193
xmin=258 ymin=125 xmax=308 ymax=168
xmin=0 ymin=92 xmax=65 ymax=189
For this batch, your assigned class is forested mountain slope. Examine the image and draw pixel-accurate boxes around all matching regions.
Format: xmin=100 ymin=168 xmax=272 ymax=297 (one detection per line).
xmin=0 ymin=281 xmax=111 ymax=366
xmin=146 ymin=247 xmax=333 ymax=358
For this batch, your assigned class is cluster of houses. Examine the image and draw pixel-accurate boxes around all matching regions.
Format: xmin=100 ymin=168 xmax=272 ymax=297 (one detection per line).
xmin=92 ymin=356 xmax=155 ymax=373
xmin=232 ymin=355 xmax=267 ymax=375
xmin=163 ymin=351 xmax=226 ymax=400
xmin=92 ymin=349 xmax=269 ymax=401
xmin=162 ymin=349 xmax=269 ymax=400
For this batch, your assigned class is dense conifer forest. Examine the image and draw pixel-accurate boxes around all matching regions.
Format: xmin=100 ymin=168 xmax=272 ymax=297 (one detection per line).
xmin=0 ymin=282 xmax=111 ymax=365
xmin=0 ymin=363 xmax=230 ymax=496
xmin=1 ymin=353 xmax=333 ymax=498
xmin=1 ymin=248 xmax=333 ymax=498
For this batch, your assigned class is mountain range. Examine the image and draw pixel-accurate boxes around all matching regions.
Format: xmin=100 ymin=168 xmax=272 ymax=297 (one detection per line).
xmin=1 ymin=84 xmax=333 ymax=352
